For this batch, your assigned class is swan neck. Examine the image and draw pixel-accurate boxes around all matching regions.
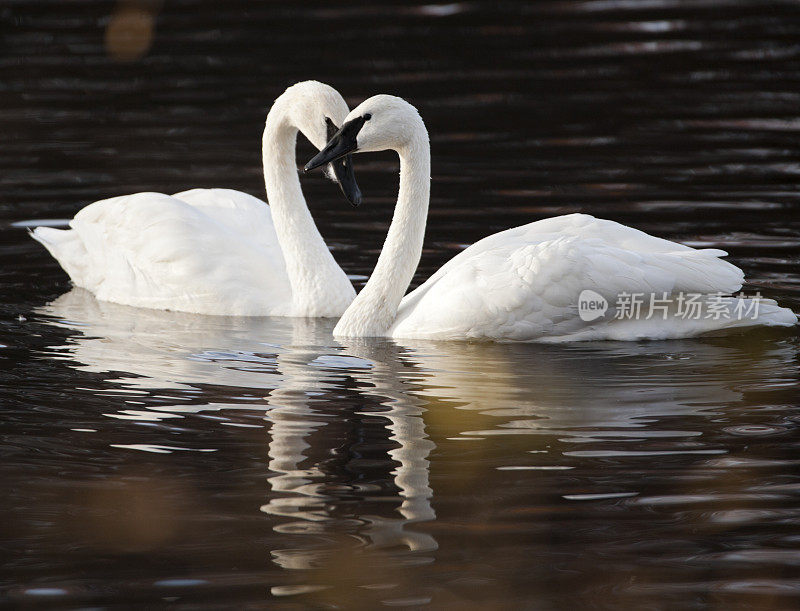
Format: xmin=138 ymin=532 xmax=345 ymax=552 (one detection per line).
xmin=262 ymin=103 xmax=352 ymax=315
xmin=335 ymin=129 xmax=430 ymax=336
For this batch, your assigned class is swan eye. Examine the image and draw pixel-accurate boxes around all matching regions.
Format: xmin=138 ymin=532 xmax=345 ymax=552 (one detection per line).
xmin=363 ymin=113 xmax=372 ymax=121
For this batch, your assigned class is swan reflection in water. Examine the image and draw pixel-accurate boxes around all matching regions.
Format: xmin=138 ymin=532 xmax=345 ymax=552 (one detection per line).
xmin=39 ymin=288 xmax=439 ymax=568
xmin=37 ymin=288 xmax=798 ymax=598
xmin=264 ymin=334 xmax=438 ymax=572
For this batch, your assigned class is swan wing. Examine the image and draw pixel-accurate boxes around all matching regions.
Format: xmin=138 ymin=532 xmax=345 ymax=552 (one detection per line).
xmin=391 ymin=213 xmax=771 ymax=341
xmin=171 ymin=188 xmax=282 ymax=260
xmin=33 ymin=191 xmax=291 ymax=315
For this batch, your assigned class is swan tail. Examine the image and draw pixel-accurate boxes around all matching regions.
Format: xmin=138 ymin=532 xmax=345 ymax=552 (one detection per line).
xmin=30 ymin=226 xmax=89 ymax=287
xmin=542 ymin=296 xmax=797 ymax=343
xmin=652 ymin=296 xmax=795 ymax=339
xmin=694 ymin=297 xmax=797 ymax=332
xmin=746 ymin=298 xmax=799 ymax=327
xmin=627 ymin=296 xmax=798 ymax=339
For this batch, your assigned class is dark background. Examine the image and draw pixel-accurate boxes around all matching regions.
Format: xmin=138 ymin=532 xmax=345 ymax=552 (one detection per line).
xmin=2 ymin=2 xmax=800 ymax=609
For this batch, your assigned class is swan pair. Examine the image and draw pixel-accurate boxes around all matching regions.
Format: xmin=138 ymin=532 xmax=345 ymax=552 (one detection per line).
xmin=33 ymin=84 xmax=797 ymax=341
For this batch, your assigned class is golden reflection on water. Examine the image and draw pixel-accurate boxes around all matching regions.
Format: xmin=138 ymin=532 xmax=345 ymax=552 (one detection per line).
xmin=105 ymin=0 xmax=161 ymax=62
xmin=72 ymin=471 xmax=193 ymax=553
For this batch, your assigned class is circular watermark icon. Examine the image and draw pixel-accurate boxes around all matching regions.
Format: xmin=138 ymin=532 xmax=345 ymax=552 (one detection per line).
xmin=578 ymin=289 xmax=609 ymax=322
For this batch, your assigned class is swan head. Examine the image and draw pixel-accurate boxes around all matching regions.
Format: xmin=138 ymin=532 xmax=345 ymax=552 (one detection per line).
xmin=303 ymin=95 xmax=426 ymax=172
xmin=279 ymin=81 xmax=362 ymax=206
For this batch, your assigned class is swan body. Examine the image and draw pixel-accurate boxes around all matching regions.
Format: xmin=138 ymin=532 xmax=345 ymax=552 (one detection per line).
xmin=306 ymin=95 xmax=797 ymax=342
xmin=32 ymin=81 xmax=357 ymax=317
xmin=391 ymin=213 xmax=796 ymax=341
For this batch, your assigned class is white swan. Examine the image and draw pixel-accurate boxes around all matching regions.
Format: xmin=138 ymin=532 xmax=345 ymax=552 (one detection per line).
xmin=31 ymin=81 xmax=360 ymax=317
xmin=305 ymin=95 xmax=798 ymax=341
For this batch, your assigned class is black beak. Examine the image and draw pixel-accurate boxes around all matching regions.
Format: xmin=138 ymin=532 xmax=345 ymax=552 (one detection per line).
xmin=304 ymin=115 xmax=367 ymax=172
xmin=320 ymin=117 xmax=361 ymax=207
xmin=330 ymin=154 xmax=361 ymax=207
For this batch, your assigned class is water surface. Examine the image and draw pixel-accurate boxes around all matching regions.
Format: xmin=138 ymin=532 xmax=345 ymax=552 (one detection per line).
xmin=2 ymin=1 xmax=799 ymax=608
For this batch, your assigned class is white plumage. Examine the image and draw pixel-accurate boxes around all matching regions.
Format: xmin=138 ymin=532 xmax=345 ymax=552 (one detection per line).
xmin=33 ymin=189 xmax=292 ymax=315
xmin=392 ymin=213 xmax=794 ymax=341
xmin=315 ymin=95 xmax=797 ymax=342
xmin=32 ymin=81 xmax=356 ymax=317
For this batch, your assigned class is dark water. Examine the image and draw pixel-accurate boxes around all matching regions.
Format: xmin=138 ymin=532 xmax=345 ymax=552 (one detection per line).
xmin=2 ymin=1 xmax=800 ymax=608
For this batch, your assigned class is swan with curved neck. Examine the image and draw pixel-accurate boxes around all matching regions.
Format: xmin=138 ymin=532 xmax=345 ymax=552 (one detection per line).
xmin=32 ymin=81 xmax=359 ymax=317
xmin=306 ymin=94 xmax=797 ymax=342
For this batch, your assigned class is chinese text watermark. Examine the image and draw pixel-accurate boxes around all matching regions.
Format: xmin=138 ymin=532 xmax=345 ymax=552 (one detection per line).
xmin=578 ymin=291 xmax=762 ymax=322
